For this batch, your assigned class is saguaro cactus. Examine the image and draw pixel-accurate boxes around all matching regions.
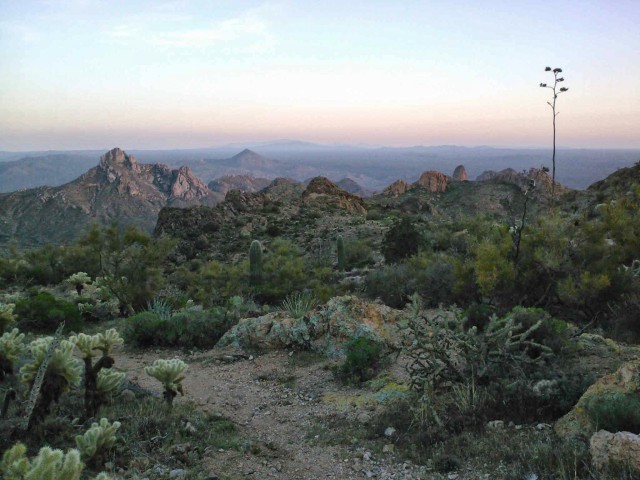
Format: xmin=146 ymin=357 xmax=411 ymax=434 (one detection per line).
xmin=336 ymin=235 xmax=346 ymax=271
xmin=249 ymin=240 xmax=263 ymax=285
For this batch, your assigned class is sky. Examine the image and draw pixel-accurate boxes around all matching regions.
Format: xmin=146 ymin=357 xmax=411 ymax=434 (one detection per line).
xmin=0 ymin=0 xmax=639 ymax=150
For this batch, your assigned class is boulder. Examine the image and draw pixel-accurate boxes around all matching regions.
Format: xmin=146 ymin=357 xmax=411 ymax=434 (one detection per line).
xmin=413 ymin=171 xmax=449 ymax=193
xmin=382 ymin=179 xmax=411 ymax=197
xmin=216 ymin=296 xmax=404 ymax=355
xmin=452 ymin=165 xmax=468 ymax=181
xmin=590 ymin=430 xmax=640 ymax=473
xmin=555 ymin=359 xmax=640 ymax=441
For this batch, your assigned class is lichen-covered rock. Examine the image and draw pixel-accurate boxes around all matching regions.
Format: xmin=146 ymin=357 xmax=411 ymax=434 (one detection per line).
xmin=555 ymin=359 xmax=640 ymax=441
xmin=217 ymin=296 xmax=404 ymax=355
xmin=590 ymin=430 xmax=640 ymax=473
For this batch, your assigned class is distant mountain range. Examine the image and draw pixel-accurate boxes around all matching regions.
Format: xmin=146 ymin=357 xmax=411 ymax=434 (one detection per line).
xmin=1 ymin=144 xmax=638 ymax=193
xmin=1 ymin=144 xmax=637 ymax=250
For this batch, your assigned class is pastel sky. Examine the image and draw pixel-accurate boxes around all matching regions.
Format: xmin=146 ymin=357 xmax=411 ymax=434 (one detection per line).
xmin=1 ymin=0 xmax=639 ymax=150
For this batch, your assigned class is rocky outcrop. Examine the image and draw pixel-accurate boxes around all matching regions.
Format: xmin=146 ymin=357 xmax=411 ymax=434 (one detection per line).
xmin=555 ymin=359 xmax=640 ymax=441
xmin=0 ymin=148 xmax=218 ymax=247
xmin=476 ymin=168 xmax=522 ymax=184
xmin=208 ymin=175 xmax=271 ymax=196
xmin=590 ymin=430 xmax=640 ymax=473
xmin=382 ymin=180 xmax=411 ymax=197
xmin=217 ymin=296 xmax=405 ymax=355
xmin=336 ymin=178 xmax=372 ymax=198
xmin=302 ymin=177 xmax=367 ymax=215
xmin=413 ymin=171 xmax=449 ymax=193
xmin=452 ymin=165 xmax=468 ymax=181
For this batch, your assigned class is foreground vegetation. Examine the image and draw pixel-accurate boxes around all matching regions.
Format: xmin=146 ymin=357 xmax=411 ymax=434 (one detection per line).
xmin=1 ymin=166 xmax=640 ymax=478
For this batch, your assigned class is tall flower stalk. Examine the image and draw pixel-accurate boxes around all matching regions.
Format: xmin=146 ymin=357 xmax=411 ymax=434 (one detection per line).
xmin=540 ymin=66 xmax=569 ymax=203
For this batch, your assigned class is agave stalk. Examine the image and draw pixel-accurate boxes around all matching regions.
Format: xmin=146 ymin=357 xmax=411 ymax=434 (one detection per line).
xmin=540 ymin=66 xmax=569 ymax=203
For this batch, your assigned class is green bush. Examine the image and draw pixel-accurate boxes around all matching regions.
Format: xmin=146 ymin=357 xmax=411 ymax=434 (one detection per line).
xmin=124 ymin=309 xmax=238 ymax=349
xmin=14 ymin=291 xmax=83 ymax=333
xmin=584 ymin=391 xmax=640 ymax=433
xmin=122 ymin=311 xmax=165 ymax=347
xmin=335 ymin=337 xmax=384 ymax=384
xmin=382 ymin=217 xmax=421 ymax=264
xmin=344 ymin=239 xmax=374 ymax=269
xmin=365 ymin=264 xmax=411 ymax=308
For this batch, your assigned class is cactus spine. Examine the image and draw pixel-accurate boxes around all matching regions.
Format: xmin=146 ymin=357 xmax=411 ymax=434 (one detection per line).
xmin=249 ymin=240 xmax=263 ymax=285
xmin=337 ymin=235 xmax=346 ymax=271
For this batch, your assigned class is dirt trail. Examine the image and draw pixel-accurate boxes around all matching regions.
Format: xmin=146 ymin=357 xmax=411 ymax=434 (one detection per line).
xmin=114 ymin=347 xmax=426 ymax=480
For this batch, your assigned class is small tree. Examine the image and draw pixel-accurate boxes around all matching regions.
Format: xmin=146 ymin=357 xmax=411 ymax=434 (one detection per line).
xmin=382 ymin=217 xmax=421 ymax=264
xmin=540 ymin=66 xmax=569 ymax=202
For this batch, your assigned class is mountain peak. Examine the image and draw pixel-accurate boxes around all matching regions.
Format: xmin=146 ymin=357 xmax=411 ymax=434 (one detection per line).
xmin=99 ymin=147 xmax=137 ymax=169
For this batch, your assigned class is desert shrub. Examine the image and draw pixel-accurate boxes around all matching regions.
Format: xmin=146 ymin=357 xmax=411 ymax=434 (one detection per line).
xmin=405 ymin=253 xmax=457 ymax=307
xmin=462 ymin=303 xmax=495 ymax=332
xmin=584 ymin=391 xmax=640 ymax=433
xmin=281 ymin=291 xmax=318 ymax=318
xmin=122 ymin=312 xmax=163 ymax=347
xmin=335 ymin=337 xmax=383 ymax=384
xmin=504 ymin=306 xmax=570 ymax=355
xmin=364 ymin=264 xmax=411 ymax=308
xmin=343 ymin=239 xmax=374 ymax=269
xmin=124 ymin=309 xmax=238 ymax=350
xmin=406 ymin=301 xmax=554 ymax=392
xmin=77 ymin=224 xmax=173 ymax=314
xmin=169 ymin=310 xmax=237 ymax=349
xmin=382 ymin=217 xmax=421 ymax=264
xmin=473 ymin=231 xmax=515 ymax=302
xmin=14 ymin=291 xmax=83 ymax=333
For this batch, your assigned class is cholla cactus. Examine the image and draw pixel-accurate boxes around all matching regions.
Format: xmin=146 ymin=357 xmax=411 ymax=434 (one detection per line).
xmin=0 ymin=302 xmax=16 ymax=334
xmin=70 ymin=329 xmax=123 ymax=418
xmin=75 ymin=418 xmax=121 ymax=465
xmin=96 ymin=329 xmax=123 ymax=355
xmin=145 ymin=358 xmax=187 ymax=406
xmin=0 ymin=328 xmax=27 ymax=380
xmin=96 ymin=369 xmax=125 ymax=398
xmin=0 ymin=442 xmax=111 ymax=480
xmin=1 ymin=442 xmax=83 ymax=480
xmin=70 ymin=333 xmax=102 ymax=359
xmin=20 ymin=338 xmax=82 ymax=387
xmin=20 ymin=337 xmax=82 ymax=426
xmin=66 ymin=272 xmax=92 ymax=296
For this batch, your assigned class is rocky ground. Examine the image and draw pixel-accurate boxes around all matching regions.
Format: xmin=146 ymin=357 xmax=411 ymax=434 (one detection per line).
xmin=114 ymin=346 xmax=442 ymax=480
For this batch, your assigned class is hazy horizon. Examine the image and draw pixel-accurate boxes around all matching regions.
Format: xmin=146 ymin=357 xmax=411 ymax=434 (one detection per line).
xmin=2 ymin=1 xmax=639 ymax=151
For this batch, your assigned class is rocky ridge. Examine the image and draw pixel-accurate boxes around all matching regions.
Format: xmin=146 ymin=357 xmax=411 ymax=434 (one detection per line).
xmin=0 ymin=148 xmax=217 ymax=247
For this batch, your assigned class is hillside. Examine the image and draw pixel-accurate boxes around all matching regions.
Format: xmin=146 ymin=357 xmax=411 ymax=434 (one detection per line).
xmin=0 ymin=148 xmax=218 ymax=247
